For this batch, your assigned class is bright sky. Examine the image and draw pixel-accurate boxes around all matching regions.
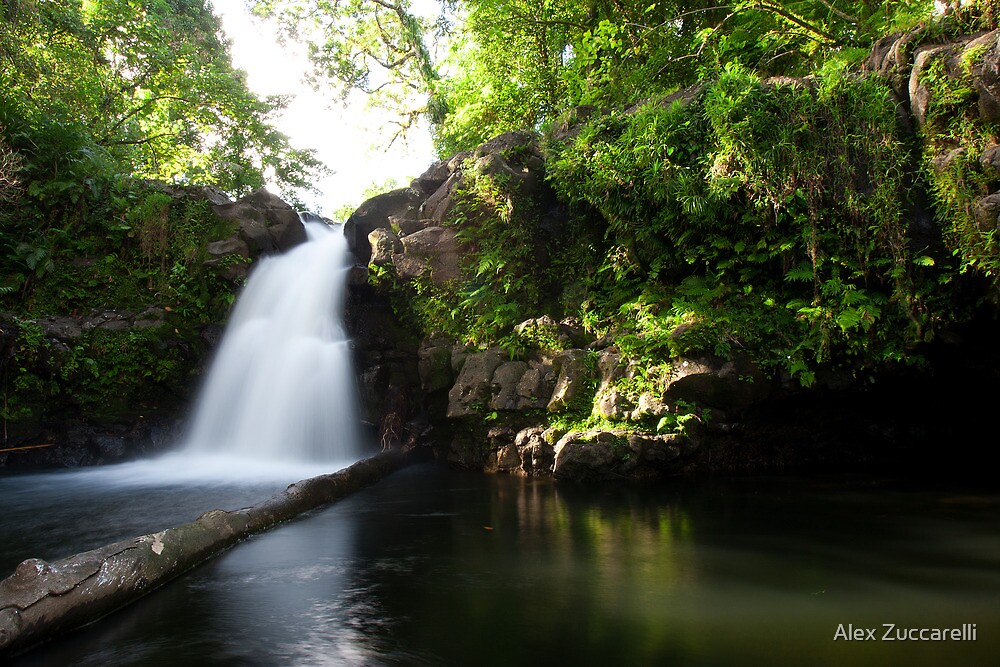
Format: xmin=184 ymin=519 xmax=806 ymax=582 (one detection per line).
xmin=212 ymin=0 xmax=436 ymax=218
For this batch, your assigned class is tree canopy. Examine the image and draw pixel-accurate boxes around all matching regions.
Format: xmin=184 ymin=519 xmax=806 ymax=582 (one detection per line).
xmin=1 ymin=0 xmax=324 ymax=200
xmin=252 ymin=0 xmax=941 ymax=155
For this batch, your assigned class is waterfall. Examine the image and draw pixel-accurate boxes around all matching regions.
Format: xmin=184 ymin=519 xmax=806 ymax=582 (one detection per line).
xmin=183 ymin=219 xmax=363 ymax=465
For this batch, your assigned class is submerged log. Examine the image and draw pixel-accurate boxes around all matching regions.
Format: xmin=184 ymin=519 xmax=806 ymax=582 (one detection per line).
xmin=0 ymin=448 xmax=419 ymax=658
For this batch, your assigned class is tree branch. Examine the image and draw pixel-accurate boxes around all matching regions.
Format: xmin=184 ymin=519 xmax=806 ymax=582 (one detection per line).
xmin=754 ymin=1 xmax=842 ymax=44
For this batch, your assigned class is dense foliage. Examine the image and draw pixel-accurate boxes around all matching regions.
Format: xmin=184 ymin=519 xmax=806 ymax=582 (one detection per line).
xmin=254 ymin=0 xmax=948 ymax=153
xmin=0 ymin=0 xmax=328 ymax=299
xmin=1 ymin=0 xmax=323 ymax=195
xmin=363 ymin=1 xmax=1000 ymax=425
xmin=4 ymin=0 xmax=1000 ymax=440
xmin=545 ymin=69 xmax=924 ymax=386
xmin=0 ymin=0 xmax=321 ymax=431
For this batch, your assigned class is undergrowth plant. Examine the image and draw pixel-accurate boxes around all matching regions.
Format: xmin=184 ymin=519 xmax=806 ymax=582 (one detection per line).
xmin=917 ymin=44 xmax=1000 ymax=281
xmin=546 ymin=63 xmax=925 ymax=386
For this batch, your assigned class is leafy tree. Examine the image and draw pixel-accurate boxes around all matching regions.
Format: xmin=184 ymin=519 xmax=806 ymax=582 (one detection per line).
xmin=0 ymin=0 xmax=324 ymax=200
xmin=254 ymin=0 xmax=446 ymax=139
xmin=1 ymin=0 xmax=332 ymax=307
xmin=257 ymin=0 xmax=938 ymax=155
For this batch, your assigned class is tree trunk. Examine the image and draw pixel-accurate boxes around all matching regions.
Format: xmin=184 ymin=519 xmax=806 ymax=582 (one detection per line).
xmin=0 ymin=447 xmax=421 ymax=658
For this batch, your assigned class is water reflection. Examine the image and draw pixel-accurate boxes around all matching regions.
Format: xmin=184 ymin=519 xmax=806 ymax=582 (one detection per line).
xmin=9 ymin=465 xmax=1000 ymax=666
xmin=0 ymin=454 xmax=351 ymax=575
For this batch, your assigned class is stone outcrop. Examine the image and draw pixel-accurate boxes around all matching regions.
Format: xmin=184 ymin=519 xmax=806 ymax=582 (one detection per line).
xmin=340 ymin=133 xmax=567 ymax=448
xmin=344 ymin=188 xmax=423 ymax=263
xmin=212 ymin=188 xmax=307 ymax=254
xmin=394 ymin=226 xmax=461 ymax=285
xmin=420 ymin=329 xmax=767 ymax=479
xmin=344 ymin=30 xmax=1000 ymax=480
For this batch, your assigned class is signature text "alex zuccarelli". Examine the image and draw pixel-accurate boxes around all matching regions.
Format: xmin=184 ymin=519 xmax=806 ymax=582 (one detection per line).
xmin=834 ymin=623 xmax=977 ymax=641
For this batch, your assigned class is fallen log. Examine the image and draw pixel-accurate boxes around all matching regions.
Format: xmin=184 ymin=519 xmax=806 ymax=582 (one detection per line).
xmin=0 ymin=447 xmax=420 ymax=658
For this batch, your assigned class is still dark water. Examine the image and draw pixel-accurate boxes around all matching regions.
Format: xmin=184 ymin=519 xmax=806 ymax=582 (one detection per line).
xmin=2 ymin=462 xmax=999 ymax=666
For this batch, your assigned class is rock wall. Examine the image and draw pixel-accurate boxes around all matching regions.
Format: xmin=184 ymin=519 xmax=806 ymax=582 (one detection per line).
xmin=341 ymin=30 xmax=1000 ymax=481
xmin=338 ymin=133 xmax=785 ymax=481
xmin=0 ymin=186 xmax=308 ymax=469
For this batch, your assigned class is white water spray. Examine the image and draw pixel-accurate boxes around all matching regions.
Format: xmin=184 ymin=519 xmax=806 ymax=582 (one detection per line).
xmin=182 ymin=220 xmax=363 ymax=466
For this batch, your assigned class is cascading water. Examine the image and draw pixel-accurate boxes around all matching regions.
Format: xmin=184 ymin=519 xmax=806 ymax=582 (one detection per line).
xmin=182 ymin=219 xmax=364 ymax=466
xmin=0 ymin=218 xmax=368 ymax=579
xmin=0 ymin=218 xmax=368 ymax=576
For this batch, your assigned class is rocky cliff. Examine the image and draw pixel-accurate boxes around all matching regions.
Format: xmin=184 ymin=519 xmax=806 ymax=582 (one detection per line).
xmin=6 ymin=25 xmax=1000 ymax=479
xmin=0 ymin=186 xmax=306 ymax=468
xmin=343 ymin=27 xmax=1000 ymax=481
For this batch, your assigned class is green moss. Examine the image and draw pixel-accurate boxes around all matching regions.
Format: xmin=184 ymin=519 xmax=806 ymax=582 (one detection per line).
xmin=545 ymin=65 xmax=927 ymax=385
xmin=918 ymin=48 xmax=1000 ymax=281
xmin=1 ymin=317 xmax=205 ymax=425
xmin=1 ymin=174 xmax=243 ymax=430
xmin=5 ymin=183 xmax=239 ymax=324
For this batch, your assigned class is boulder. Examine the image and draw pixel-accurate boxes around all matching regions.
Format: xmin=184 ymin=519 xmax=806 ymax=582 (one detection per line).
xmin=546 ymin=349 xmax=593 ymax=412
xmin=486 ymin=427 xmax=519 ymax=472
xmin=389 ymin=214 xmax=426 ymax=237
xmin=447 ymin=348 xmax=505 ymax=418
xmin=908 ymin=32 xmax=1000 ymax=127
xmin=344 ymin=187 xmax=423 ymax=263
xmin=37 ymin=317 xmax=82 ymax=342
xmin=410 ymin=159 xmax=451 ymax=195
xmin=473 ymin=131 xmax=541 ymax=162
xmin=392 ymin=253 xmax=428 ymax=280
xmin=558 ymin=317 xmax=594 ymax=348
xmin=864 ymin=27 xmax=926 ymax=102
xmin=421 ymin=173 xmax=465 ymax=224
xmin=626 ymin=433 xmax=684 ymax=466
xmin=595 ymin=349 xmax=629 ymax=392
xmin=492 ymin=443 xmax=522 ymax=472
xmin=512 ymin=315 xmax=580 ymax=350
xmin=203 ymin=236 xmax=251 ymax=281
xmin=931 ymin=147 xmax=966 ymax=175
xmin=447 ymin=150 xmax=473 ymax=172
xmin=82 ymin=310 xmax=134 ymax=332
xmin=346 ymin=265 xmax=369 ymax=287
xmin=489 ymin=361 xmax=528 ymax=411
xmin=368 ymin=228 xmax=402 ymax=266
xmin=133 ymin=307 xmax=167 ymax=329
xmin=515 ymin=359 xmax=556 ymax=410
xmin=470 ymin=132 xmax=546 ymax=196
xmin=593 ymin=388 xmax=632 ymax=420
xmin=552 ymin=430 xmax=625 ymax=482
xmin=663 ymin=354 xmax=769 ymax=412
xmin=394 ymin=226 xmax=461 ymax=285
xmin=969 ymin=32 xmax=1000 ymax=123
xmin=212 ymin=188 xmax=306 ymax=256
xmin=515 ymin=427 xmax=555 ymax=476
xmin=980 ymin=145 xmax=1000 ymax=177
xmin=973 ymin=193 xmax=1000 ymax=232
xmin=451 ymin=343 xmax=473 ymax=374
xmin=630 ymin=393 xmax=670 ymax=421
xmin=909 ymin=44 xmax=950 ymax=126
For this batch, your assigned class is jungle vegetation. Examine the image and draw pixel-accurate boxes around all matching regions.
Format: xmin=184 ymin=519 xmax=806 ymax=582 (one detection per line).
xmin=4 ymin=0 xmax=1000 ymax=430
